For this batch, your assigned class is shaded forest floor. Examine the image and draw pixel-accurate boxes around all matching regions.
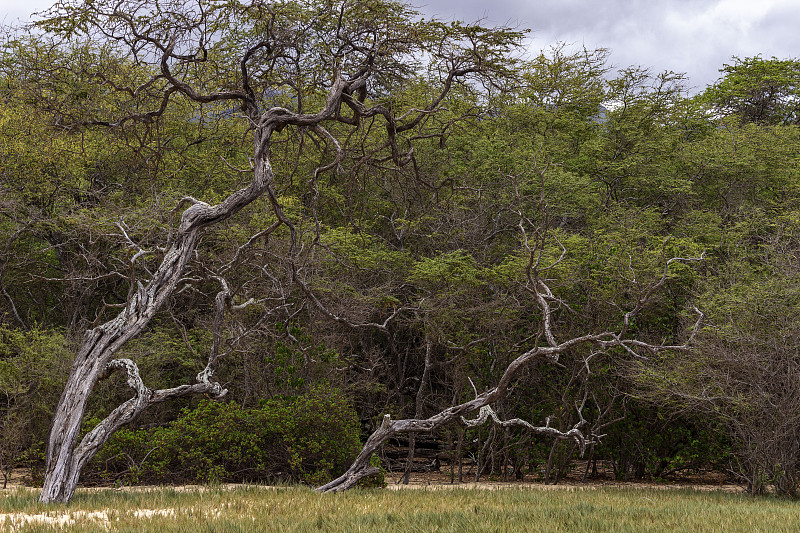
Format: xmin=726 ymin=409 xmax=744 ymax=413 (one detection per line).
xmin=382 ymin=464 xmax=742 ymax=493
xmin=3 ymin=465 xmax=743 ymax=494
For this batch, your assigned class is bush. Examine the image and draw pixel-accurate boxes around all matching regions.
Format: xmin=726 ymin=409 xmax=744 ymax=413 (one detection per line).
xmin=87 ymin=387 xmax=361 ymax=486
xmin=0 ymin=327 xmax=73 ymax=484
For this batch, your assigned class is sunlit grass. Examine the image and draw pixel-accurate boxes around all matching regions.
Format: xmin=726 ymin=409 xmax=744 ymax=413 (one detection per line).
xmin=1 ymin=485 xmax=799 ymax=532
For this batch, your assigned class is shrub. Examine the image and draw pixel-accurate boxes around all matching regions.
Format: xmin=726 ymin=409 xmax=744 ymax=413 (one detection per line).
xmin=87 ymin=387 xmax=361 ymax=485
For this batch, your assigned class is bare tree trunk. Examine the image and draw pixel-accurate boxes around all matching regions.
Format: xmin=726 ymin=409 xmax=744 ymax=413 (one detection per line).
xmin=318 ymin=385 xmax=589 ymax=492
xmin=483 ymin=426 xmax=496 ymax=481
xmin=475 ymin=426 xmax=494 ymax=482
xmin=457 ymin=427 xmax=464 ymax=483
xmin=503 ymin=426 xmax=510 ymax=481
xmin=39 ymin=226 xmax=202 ymax=503
xmin=318 ymin=391 xmax=497 ymax=492
xmin=39 ymin=141 xmax=276 ymax=503
xmin=582 ymin=443 xmax=595 ymax=483
xmin=402 ymin=340 xmax=432 ymax=484
xmin=401 ymin=434 xmax=416 ymax=484
xmin=544 ymin=440 xmax=558 ymax=485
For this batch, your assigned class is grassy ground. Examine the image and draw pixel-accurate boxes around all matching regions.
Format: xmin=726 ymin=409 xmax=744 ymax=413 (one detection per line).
xmin=1 ymin=485 xmax=799 ymax=532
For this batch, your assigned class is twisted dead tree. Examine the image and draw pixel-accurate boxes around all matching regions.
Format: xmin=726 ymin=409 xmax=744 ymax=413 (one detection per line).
xmin=317 ymin=221 xmax=705 ymax=492
xmin=28 ymin=0 xmax=524 ymax=503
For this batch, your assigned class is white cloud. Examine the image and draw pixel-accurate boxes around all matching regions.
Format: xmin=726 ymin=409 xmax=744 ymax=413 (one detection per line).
xmin=3 ymin=0 xmax=799 ymax=92
xmin=0 ymin=0 xmax=53 ymax=26
xmin=673 ymin=0 xmax=776 ymax=36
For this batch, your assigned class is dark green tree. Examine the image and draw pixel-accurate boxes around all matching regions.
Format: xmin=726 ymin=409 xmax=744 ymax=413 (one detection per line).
xmin=702 ymin=56 xmax=800 ymax=125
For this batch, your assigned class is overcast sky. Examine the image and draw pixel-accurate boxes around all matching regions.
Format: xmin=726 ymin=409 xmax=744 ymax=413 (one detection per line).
xmin=3 ymin=0 xmax=799 ymax=92
xmin=418 ymin=0 xmax=800 ymax=92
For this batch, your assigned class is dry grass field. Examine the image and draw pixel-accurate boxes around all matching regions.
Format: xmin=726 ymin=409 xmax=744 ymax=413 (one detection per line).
xmin=1 ymin=483 xmax=799 ymax=532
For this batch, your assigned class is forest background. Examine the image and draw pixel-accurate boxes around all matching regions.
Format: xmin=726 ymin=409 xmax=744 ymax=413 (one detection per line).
xmin=1 ymin=0 xmax=799 ymax=501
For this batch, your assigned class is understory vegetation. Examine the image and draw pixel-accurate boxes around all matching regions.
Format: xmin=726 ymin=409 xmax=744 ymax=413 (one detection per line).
xmin=1 ymin=0 xmax=799 ymax=499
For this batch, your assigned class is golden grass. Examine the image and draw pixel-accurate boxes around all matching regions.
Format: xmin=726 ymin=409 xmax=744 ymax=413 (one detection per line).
xmin=1 ymin=484 xmax=798 ymax=532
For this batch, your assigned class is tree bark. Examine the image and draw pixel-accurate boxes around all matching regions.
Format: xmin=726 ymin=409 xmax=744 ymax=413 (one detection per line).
xmin=39 ymin=141 xmax=276 ymax=503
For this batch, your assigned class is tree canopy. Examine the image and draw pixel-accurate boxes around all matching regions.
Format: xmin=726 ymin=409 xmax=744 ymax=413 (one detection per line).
xmin=1 ymin=0 xmax=799 ymax=501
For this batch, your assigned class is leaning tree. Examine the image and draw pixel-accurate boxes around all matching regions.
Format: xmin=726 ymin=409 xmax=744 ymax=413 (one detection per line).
xmin=23 ymin=0 xmax=526 ymax=503
xmin=316 ymin=216 xmax=705 ymax=491
xmin=16 ymin=0 xmax=706 ymax=503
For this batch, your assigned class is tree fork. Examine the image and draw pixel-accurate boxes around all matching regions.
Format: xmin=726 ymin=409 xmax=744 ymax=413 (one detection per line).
xmin=39 ymin=152 xmax=276 ymax=503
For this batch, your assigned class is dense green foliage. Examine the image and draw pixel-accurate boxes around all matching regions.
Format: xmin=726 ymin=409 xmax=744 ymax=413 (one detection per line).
xmin=85 ymin=389 xmax=362 ymax=485
xmin=1 ymin=0 xmax=799 ymax=497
